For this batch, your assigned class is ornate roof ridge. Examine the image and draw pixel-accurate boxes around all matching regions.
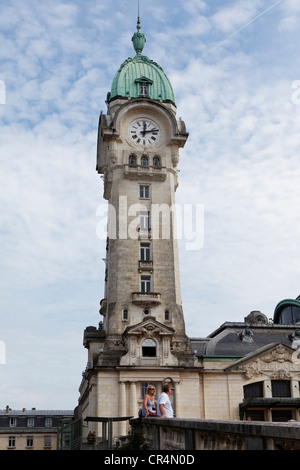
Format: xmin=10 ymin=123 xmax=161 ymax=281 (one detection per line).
xmin=118 ymin=54 xmax=164 ymax=73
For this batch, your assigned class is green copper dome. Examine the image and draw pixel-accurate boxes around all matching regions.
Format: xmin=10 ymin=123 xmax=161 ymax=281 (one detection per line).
xmin=108 ymin=19 xmax=175 ymax=105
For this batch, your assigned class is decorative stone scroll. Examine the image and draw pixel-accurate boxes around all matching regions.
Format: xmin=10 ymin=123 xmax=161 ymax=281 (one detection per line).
xmin=236 ymin=344 xmax=300 ymax=379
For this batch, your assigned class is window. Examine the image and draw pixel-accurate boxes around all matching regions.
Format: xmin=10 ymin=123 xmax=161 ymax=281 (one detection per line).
xmin=45 ymin=417 xmax=52 ymax=427
xmin=44 ymin=436 xmax=52 ymax=448
xmin=26 ymin=436 xmax=34 ymax=448
xmin=135 ymin=77 xmax=153 ymax=97
xmin=245 ymin=410 xmax=265 ymax=421
xmin=139 ymin=83 xmax=149 ymax=96
xmin=140 ymin=243 xmax=151 ymax=261
xmin=9 ymin=418 xmax=17 ymax=427
xmin=244 ymin=381 xmax=264 ymax=398
xmin=122 ymin=309 xmax=129 ymax=321
xmin=140 ymin=185 xmax=150 ymax=199
xmin=141 ymin=155 xmax=149 ymax=166
xmin=164 ymin=310 xmax=170 ymax=321
xmin=278 ymin=305 xmax=300 ymax=324
xmin=140 ymin=212 xmax=150 ymax=230
xmin=153 ymin=156 xmax=161 ymax=167
xmin=141 ymin=275 xmax=151 ymax=293
xmin=27 ymin=417 xmax=34 ymax=427
xmin=142 ymin=339 xmax=156 ymax=357
xmin=129 ymin=154 xmax=137 ymax=166
xmin=272 ymin=410 xmax=293 ymax=422
xmin=272 ymin=380 xmax=291 ymax=397
xmin=140 ymin=382 xmax=159 ymax=399
xmin=8 ymin=436 xmax=15 ymax=448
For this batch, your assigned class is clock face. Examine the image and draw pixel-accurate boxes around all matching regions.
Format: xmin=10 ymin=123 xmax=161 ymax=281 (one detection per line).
xmin=128 ymin=118 xmax=161 ymax=146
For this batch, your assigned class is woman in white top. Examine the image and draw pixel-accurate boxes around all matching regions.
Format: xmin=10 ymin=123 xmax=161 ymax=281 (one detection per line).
xmin=142 ymin=384 xmax=157 ymax=417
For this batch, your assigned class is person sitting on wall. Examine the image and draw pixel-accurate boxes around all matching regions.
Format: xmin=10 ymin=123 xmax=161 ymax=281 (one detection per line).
xmin=142 ymin=384 xmax=157 ymax=417
xmin=157 ymin=383 xmax=173 ymax=418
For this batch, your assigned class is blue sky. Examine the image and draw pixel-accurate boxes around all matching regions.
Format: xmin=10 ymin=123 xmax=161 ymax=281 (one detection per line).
xmin=1 ymin=0 xmax=300 ymax=409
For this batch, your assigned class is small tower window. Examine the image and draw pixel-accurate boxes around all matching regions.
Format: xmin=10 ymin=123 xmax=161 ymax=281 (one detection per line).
xmin=122 ymin=309 xmax=129 ymax=321
xmin=141 ymin=275 xmax=151 ymax=293
xmin=139 ymin=83 xmax=149 ymax=96
xmin=140 ymin=185 xmax=150 ymax=199
xmin=142 ymin=339 xmax=156 ymax=357
xmin=129 ymin=154 xmax=137 ymax=166
xmin=140 ymin=211 xmax=150 ymax=230
xmin=164 ymin=310 xmax=170 ymax=321
xmin=140 ymin=242 xmax=151 ymax=261
xmin=141 ymin=155 xmax=149 ymax=166
xmin=153 ymin=156 xmax=161 ymax=167
xmin=135 ymin=76 xmax=153 ymax=98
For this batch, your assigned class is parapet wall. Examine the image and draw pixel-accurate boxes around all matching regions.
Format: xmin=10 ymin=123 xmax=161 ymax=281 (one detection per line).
xmin=130 ymin=417 xmax=300 ymax=450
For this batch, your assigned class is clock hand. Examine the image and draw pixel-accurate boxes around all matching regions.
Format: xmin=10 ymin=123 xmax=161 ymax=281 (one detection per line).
xmin=141 ymin=121 xmax=147 ymax=136
xmin=143 ymin=129 xmax=159 ymax=133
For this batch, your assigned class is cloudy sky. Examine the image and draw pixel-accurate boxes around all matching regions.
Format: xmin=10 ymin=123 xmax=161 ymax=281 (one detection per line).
xmin=1 ymin=0 xmax=300 ymax=410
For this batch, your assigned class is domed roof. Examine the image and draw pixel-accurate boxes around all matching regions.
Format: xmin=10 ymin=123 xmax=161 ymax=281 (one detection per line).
xmin=274 ymin=297 xmax=300 ymax=324
xmin=108 ymin=18 xmax=175 ymax=105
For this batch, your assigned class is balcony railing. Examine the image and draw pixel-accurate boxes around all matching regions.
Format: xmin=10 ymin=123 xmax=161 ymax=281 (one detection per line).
xmin=138 ymin=260 xmax=153 ymax=272
xmin=124 ymin=164 xmax=167 ymax=181
xmin=132 ymin=292 xmax=161 ymax=305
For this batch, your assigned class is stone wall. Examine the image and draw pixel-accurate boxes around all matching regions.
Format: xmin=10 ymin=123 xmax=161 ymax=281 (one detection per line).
xmin=131 ymin=417 xmax=300 ymax=450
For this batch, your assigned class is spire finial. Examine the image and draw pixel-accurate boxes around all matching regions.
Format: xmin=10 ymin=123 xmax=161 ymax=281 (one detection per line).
xmin=132 ymin=3 xmax=146 ymax=55
xmin=137 ymin=0 xmax=141 ymax=31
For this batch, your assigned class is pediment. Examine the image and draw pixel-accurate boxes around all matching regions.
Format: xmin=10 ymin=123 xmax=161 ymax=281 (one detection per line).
xmin=225 ymin=342 xmax=300 ymax=379
xmin=123 ymin=316 xmax=174 ymax=338
xmin=134 ymin=76 xmax=153 ymax=84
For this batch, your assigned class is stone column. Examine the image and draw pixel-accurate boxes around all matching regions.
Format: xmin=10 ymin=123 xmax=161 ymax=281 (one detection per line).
xmin=119 ymin=382 xmax=127 ymax=436
xmin=130 ymin=382 xmax=137 ymax=418
xmin=174 ymin=380 xmax=180 ymax=417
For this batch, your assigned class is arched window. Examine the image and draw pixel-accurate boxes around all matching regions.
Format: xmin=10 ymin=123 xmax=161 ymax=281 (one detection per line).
xmin=153 ymin=156 xmax=161 ymax=167
xmin=129 ymin=154 xmax=137 ymax=166
xmin=141 ymin=155 xmax=149 ymax=166
xmin=142 ymin=338 xmax=156 ymax=357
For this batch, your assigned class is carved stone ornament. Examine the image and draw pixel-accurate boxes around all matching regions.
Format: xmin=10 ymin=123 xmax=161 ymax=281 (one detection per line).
xmin=104 ymin=337 xmax=125 ymax=350
xmin=125 ymin=318 xmax=174 ymax=340
xmin=262 ymin=344 xmax=293 ymax=364
xmin=133 ymin=324 xmax=162 ymax=338
xmin=235 ymin=343 xmax=300 ymax=379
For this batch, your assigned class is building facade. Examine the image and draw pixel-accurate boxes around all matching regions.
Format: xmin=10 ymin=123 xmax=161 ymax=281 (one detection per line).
xmin=0 ymin=407 xmax=73 ymax=450
xmin=78 ymin=18 xmax=200 ymax=437
xmin=191 ymin=302 xmax=300 ymax=422
xmin=77 ymin=18 xmax=300 ymax=442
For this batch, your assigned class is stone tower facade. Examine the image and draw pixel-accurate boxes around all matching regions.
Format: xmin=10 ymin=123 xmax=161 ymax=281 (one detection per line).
xmin=79 ymin=19 xmax=199 ymax=437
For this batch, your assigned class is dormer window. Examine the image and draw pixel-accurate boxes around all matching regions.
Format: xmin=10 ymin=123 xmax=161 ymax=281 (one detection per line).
xmin=135 ymin=76 xmax=153 ymax=98
xmin=140 ymin=83 xmax=148 ymax=96
xmin=142 ymin=338 xmax=156 ymax=357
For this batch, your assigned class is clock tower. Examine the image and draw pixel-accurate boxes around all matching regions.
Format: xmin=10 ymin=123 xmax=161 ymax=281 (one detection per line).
xmin=79 ymin=18 xmax=199 ymax=437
